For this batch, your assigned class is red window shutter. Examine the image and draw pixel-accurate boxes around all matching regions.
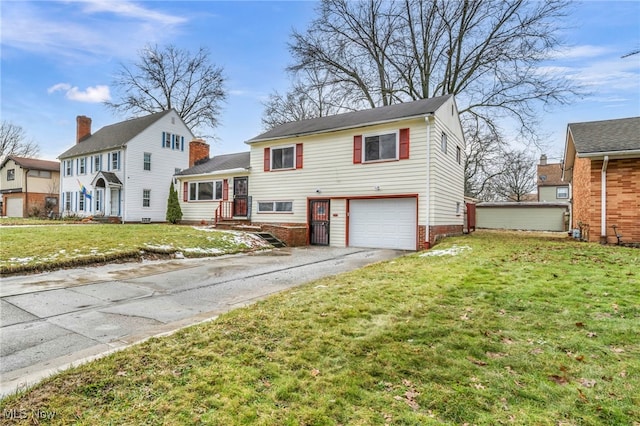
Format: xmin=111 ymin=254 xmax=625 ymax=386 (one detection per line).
xmin=296 ymin=143 xmax=303 ymax=169
xmin=183 ymin=182 xmax=188 ymax=202
xmin=353 ymin=135 xmax=362 ymax=164
xmin=264 ymin=147 xmax=270 ymax=171
xmin=399 ymin=128 xmax=410 ymax=159
xmin=223 ymin=179 xmax=229 ymax=200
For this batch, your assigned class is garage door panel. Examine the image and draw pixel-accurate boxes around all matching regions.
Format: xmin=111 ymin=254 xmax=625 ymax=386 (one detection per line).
xmin=349 ymin=198 xmax=417 ymax=250
xmin=6 ymin=198 xmax=24 ymax=217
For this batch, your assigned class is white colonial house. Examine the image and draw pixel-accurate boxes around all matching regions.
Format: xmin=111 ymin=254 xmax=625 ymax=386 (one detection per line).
xmin=176 ymin=95 xmax=465 ymax=250
xmin=58 ymin=110 xmax=194 ymax=222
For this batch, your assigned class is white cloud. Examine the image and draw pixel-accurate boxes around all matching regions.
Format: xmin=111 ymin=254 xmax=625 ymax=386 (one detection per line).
xmin=48 ymin=83 xmax=111 ymax=103
xmin=78 ymin=0 xmax=187 ymax=26
xmin=550 ymin=45 xmax=612 ymax=60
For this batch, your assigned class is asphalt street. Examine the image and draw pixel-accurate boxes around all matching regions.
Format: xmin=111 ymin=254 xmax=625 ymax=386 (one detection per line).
xmin=0 ymin=246 xmax=405 ymax=397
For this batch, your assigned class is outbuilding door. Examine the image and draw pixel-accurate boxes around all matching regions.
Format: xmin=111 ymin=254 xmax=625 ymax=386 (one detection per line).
xmin=348 ymin=198 xmax=417 ymax=250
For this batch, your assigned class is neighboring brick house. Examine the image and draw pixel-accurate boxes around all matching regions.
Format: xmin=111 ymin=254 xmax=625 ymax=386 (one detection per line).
xmin=562 ymin=117 xmax=640 ymax=243
xmin=177 ymin=95 xmax=466 ymax=250
xmin=537 ymin=154 xmax=570 ymax=202
xmin=0 ymin=156 xmax=60 ymax=217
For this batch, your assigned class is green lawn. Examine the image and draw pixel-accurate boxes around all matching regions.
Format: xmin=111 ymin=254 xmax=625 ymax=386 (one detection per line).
xmin=0 ymin=223 xmax=267 ymax=274
xmin=1 ymin=231 xmax=638 ymax=425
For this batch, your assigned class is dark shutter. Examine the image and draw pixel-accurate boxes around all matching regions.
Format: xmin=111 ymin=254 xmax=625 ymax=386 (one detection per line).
xmin=264 ymin=147 xmax=271 ymax=171
xmin=353 ymin=135 xmax=362 ymax=164
xmin=223 ymin=179 xmax=229 ymax=200
xmin=296 ymin=143 xmax=303 ymax=169
xmin=162 ymin=132 xmax=166 ymax=148
xmin=183 ymin=182 xmax=188 ymax=202
xmin=399 ymin=128 xmax=410 ymax=160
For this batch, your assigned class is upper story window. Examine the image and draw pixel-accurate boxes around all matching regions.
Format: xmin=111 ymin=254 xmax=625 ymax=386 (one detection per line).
xmin=364 ymin=132 xmax=397 ymax=162
xmin=456 ymin=146 xmax=462 ymax=164
xmin=162 ymin=132 xmax=184 ymax=151
xmin=94 ymin=155 xmax=101 ymax=172
xmin=64 ymin=160 xmax=72 ymax=176
xmin=27 ymin=170 xmax=52 ymax=178
xmin=6 ymin=168 xmax=15 ymax=181
xmin=79 ymin=157 xmax=86 ymax=174
xmin=110 ymin=151 xmax=120 ymax=170
xmin=189 ymin=181 xmax=223 ymax=201
xmin=264 ymin=144 xmax=303 ymax=171
xmin=272 ymin=146 xmax=295 ymax=170
xmin=144 ymin=153 xmax=151 ymax=171
xmin=441 ymin=132 xmax=448 ymax=154
xmin=556 ymin=187 xmax=569 ymax=199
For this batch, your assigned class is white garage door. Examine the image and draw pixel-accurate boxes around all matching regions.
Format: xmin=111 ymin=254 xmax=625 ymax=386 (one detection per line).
xmin=349 ymin=198 xmax=417 ymax=250
xmin=6 ymin=197 xmax=24 ymax=217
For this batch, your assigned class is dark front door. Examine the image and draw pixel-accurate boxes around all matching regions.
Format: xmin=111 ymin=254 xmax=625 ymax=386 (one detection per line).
xmin=310 ymin=199 xmax=330 ymax=245
xmin=233 ymin=177 xmax=248 ymax=217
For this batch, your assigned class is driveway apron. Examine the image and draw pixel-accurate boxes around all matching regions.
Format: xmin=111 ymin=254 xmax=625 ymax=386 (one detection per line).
xmin=0 ymin=246 xmax=405 ymax=397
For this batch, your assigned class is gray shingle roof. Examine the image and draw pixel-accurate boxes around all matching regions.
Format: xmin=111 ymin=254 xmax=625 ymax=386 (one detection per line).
xmin=247 ymin=95 xmax=453 ymax=143
xmin=2 ymin=155 xmax=59 ymax=171
xmin=569 ymin=116 xmax=640 ymax=154
xmin=177 ymin=152 xmax=250 ymax=176
xmin=59 ymin=110 xmax=174 ymax=159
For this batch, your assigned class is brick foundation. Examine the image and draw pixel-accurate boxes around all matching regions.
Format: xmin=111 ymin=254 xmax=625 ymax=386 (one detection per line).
xmin=428 ymin=224 xmax=464 ymax=247
xmin=257 ymin=223 xmax=309 ymax=247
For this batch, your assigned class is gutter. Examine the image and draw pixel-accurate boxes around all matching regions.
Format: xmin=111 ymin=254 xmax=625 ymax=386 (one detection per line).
xmin=175 ymin=168 xmax=250 ymax=179
xmin=578 ymin=148 xmax=640 ymax=158
xmin=600 ymin=156 xmax=609 ymax=243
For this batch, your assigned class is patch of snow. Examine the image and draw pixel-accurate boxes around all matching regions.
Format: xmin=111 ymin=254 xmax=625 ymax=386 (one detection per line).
xmin=419 ymin=245 xmax=471 ymax=257
xmin=8 ymin=257 xmax=35 ymax=264
xmin=183 ymin=247 xmax=224 ymax=254
xmin=144 ymin=243 xmax=175 ymax=251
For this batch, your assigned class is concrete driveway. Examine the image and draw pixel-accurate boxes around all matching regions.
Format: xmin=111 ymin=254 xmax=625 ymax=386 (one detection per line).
xmin=0 ymin=246 xmax=405 ymax=397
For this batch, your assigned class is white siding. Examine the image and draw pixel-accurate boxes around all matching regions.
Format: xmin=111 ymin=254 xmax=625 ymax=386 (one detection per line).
xmin=123 ymin=111 xmax=191 ymax=222
xmin=178 ymin=173 xmax=248 ymax=222
xmin=0 ymin=159 xmax=23 ymax=191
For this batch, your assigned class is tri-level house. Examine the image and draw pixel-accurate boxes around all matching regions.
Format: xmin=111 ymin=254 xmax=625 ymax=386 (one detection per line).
xmin=58 ymin=110 xmax=194 ymax=222
xmin=177 ymin=95 xmax=465 ymax=250
xmin=562 ymin=116 xmax=640 ymax=244
xmin=0 ymin=156 xmax=60 ymax=217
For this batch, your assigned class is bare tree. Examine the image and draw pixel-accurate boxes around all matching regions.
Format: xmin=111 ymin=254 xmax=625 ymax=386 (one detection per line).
xmin=463 ymin=117 xmax=507 ymax=199
xmin=262 ymin=69 xmax=358 ymax=128
xmin=284 ymin=0 xmax=576 ymax=143
xmin=106 ymin=45 xmax=226 ymax=135
xmin=490 ymin=150 xmax=537 ymax=201
xmin=0 ymin=120 xmax=40 ymax=161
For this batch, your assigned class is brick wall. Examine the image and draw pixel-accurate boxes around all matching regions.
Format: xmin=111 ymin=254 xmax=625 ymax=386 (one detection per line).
xmin=26 ymin=192 xmax=59 ymax=217
xmin=257 ymin=223 xmax=309 ymax=247
xmin=418 ymin=225 xmax=428 ymax=249
xmin=602 ymin=158 xmax=640 ymax=243
xmin=428 ymin=224 xmax=464 ymax=246
xmin=571 ymin=155 xmax=592 ymax=240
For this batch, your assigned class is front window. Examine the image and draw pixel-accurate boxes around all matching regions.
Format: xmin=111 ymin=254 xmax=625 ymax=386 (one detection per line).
xmin=364 ymin=132 xmax=397 ymax=162
xmin=79 ymin=157 xmax=86 ymax=174
xmin=258 ymin=201 xmax=293 ymax=213
xmin=188 ymin=181 xmax=223 ymax=201
xmin=64 ymin=191 xmax=72 ymax=211
xmin=111 ymin=151 xmax=120 ymax=170
xmin=271 ymin=146 xmax=295 ymax=170
xmin=27 ymin=170 xmax=52 ymax=178
xmin=79 ymin=192 xmax=85 ymax=211
xmin=557 ymin=187 xmax=569 ymax=199
xmin=94 ymin=155 xmax=101 ymax=172
xmin=7 ymin=169 xmax=15 ymax=181
xmin=143 ymin=189 xmax=151 ymax=207
xmin=144 ymin=153 xmax=151 ymax=171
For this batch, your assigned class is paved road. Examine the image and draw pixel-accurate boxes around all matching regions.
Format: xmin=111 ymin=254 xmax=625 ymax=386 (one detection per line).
xmin=0 ymin=246 xmax=405 ymax=397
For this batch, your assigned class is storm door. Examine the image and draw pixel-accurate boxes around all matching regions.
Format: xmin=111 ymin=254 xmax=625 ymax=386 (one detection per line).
xmin=309 ymin=199 xmax=330 ymax=245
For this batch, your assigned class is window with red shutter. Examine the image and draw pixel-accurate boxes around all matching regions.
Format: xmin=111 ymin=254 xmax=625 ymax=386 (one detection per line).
xmin=353 ymin=135 xmax=363 ymax=164
xmin=183 ymin=182 xmax=188 ymax=202
xmin=296 ymin=143 xmax=303 ymax=169
xmin=263 ymin=147 xmax=270 ymax=171
xmin=399 ymin=128 xmax=410 ymax=159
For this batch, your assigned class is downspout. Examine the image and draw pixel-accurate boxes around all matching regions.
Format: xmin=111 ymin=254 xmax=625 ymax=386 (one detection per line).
xmin=600 ymin=156 xmax=609 ymax=244
xmin=121 ymin=146 xmax=126 ymax=224
xmin=24 ymin=168 xmax=29 ymax=217
xmin=425 ymin=114 xmax=434 ymax=248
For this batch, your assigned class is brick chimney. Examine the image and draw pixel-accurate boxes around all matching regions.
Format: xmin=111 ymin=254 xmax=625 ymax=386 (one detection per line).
xmin=539 ymin=154 xmax=547 ymax=165
xmin=189 ymin=139 xmax=210 ymax=167
xmin=76 ymin=116 xmax=92 ymax=143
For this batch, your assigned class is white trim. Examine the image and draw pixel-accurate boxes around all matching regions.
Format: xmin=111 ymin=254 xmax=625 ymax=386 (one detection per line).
xmin=362 ymin=130 xmax=399 ymax=163
xmin=270 ymin=145 xmax=296 ymax=170
xmin=578 ymin=149 xmax=640 ymax=158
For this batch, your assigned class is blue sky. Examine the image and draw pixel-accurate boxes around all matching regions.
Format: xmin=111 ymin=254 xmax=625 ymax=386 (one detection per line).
xmin=1 ymin=0 xmax=639 ymax=163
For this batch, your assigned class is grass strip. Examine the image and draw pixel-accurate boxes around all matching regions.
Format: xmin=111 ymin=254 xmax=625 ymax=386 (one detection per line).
xmin=1 ymin=231 xmax=638 ymax=425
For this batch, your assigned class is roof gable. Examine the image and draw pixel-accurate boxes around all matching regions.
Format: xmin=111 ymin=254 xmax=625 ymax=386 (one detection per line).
xmin=568 ymin=116 xmax=640 ymax=154
xmin=537 ymin=163 xmax=564 ymax=186
xmin=1 ymin=155 xmax=59 ymax=171
xmin=247 ymin=95 xmax=453 ymax=143
xmin=58 ymin=110 xmax=176 ymax=159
